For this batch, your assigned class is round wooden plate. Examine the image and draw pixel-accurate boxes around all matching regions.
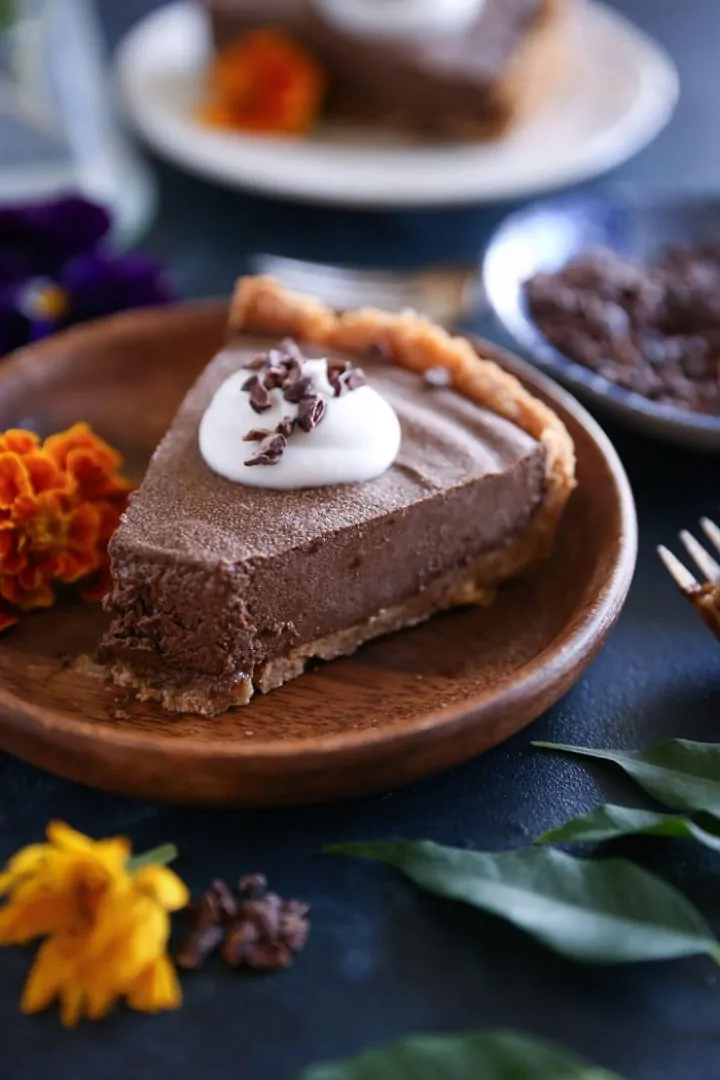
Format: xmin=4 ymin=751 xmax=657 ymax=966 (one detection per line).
xmin=0 ymin=304 xmax=637 ymax=806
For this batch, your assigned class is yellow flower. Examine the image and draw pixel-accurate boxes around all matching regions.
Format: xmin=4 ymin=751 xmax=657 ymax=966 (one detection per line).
xmin=0 ymin=822 xmax=188 ymax=1027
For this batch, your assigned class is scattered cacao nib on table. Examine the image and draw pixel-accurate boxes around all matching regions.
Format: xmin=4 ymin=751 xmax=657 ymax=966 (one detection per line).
xmin=176 ymin=874 xmax=310 ymax=973
xmin=524 ymin=245 xmax=720 ymax=415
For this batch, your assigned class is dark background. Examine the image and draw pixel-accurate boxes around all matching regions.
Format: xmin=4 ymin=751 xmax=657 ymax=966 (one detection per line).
xmin=2 ymin=2 xmax=720 ymax=1077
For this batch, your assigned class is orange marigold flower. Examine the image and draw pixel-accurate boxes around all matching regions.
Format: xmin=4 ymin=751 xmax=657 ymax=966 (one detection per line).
xmin=0 ymin=823 xmax=187 ymax=1027
xmin=199 ymin=29 xmax=326 ymax=136
xmin=0 ymin=423 xmax=132 ymax=630
xmin=0 ymin=430 xmax=40 ymax=455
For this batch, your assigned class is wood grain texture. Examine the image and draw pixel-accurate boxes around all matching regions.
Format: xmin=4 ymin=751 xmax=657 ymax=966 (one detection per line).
xmin=0 ymin=304 xmax=637 ymax=806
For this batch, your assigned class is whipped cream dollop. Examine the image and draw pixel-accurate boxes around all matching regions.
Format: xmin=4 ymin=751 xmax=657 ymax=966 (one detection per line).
xmin=314 ymin=0 xmax=486 ymax=39
xmin=199 ymin=348 xmax=402 ymax=491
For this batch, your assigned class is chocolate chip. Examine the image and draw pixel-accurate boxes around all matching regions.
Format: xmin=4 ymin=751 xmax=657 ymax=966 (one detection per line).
xmin=175 ymin=924 xmax=224 ymax=970
xmin=279 ymin=337 xmax=306 ymax=365
xmin=177 ymin=874 xmax=310 ymax=976
xmin=283 ymin=375 xmax=314 ymax=404
xmin=190 ymin=879 xmax=238 ymax=926
xmin=222 ymin=923 xmax=262 ymax=967
xmin=525 ymin=243 xmax=720 ymax=415
xmin=279 ymin=900 xmax=311 ymax=951
xmin=327 ymin=361 xmax=349 ymax=397
xmin=245 ymin=433 xmax=286 ymax=467
xmin=680 ymin=336 xmax=711 ymax=378
xmin=243 ymin=428 xmax=272 ymax=442
xmin=222 ymin=889 xmax=310 ymax=972
xmin=249 ymin=380 xmax=272 ymax=414
xmin=337 ymin=369 xmax=368 ymax=396
xmin=275 ymin=416 xmax=295 ymax=438
xmin=241 ymin=894 xmax=283 ymax=939
xmin=239 ymin=873 xmax=268 ymax=897
xmin=239 ymin=942 xmax=293 ymax=972
xmin=263 ymin=367 xmax=286 ymax=390
xmin=423 ymin=366 xmax=451 ymax=389
xmin=297 ymin=396 xmax=327 ymax=432
xmin=245 ymin=354 xmax=270 ymax=371
xmin=174 ymin=879 xmax=239 ymax=969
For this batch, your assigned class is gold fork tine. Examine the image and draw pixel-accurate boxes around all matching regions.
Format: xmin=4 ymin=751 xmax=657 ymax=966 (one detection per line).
xmin=679 ymin=529 xmax=720 ymax=583
xmin=658 ymin=534 xmax=720 ymax=641
xmin=657 ymin=545 xmax=700 ymax=593
xmin=700 ymin=517 xmax=720 ymax=556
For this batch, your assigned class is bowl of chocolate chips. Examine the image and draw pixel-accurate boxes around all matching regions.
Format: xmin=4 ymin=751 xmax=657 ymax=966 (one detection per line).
xmin=483 ymin=192 xmax=720 ymax=449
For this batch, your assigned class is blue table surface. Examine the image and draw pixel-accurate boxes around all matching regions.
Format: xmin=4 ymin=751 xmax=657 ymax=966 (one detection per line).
xmin=3 ymin=2 xmax=720 ymax=1078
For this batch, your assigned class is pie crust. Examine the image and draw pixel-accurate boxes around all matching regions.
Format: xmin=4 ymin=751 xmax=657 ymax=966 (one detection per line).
xmin=230 ymin=275 xmax=576 ymax=572
xmin=101 ymin=277 xmax=576 ymax=715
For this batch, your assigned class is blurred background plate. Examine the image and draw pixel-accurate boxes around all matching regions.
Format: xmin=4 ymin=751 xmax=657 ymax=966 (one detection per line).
xmin=483 ymin=191 xmax=720 ymax=450
xmin=114 ymin=0 xmax=678 ymax=208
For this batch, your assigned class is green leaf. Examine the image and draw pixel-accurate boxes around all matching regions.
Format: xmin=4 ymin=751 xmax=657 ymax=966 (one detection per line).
xmin=327 ymin=840 xmax=720 ymax=965
xmin=533 ymin=739 xmax=720 ymax=816
xmin=538 ymin=804 xmax=720 ymax=851
xmin=300 ymin=1029 xmax=623 ymax=1080
xmin=0 ymin=1 xmax=13 ymax=31
xmin=126 ymin=842 xmax=178 ymax=872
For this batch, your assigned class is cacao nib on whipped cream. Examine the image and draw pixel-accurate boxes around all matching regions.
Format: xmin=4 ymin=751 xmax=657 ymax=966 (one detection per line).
xmin=198 ymin=338 xmax=402 ymax=490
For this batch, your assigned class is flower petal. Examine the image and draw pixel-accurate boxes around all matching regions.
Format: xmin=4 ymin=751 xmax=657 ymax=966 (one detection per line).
xmin=0 ymin=453 xmax=32 ymax=508
xmin=0 ymin=285 xmax=30 ymax=357
xmin=13 ymin=197 xmax=110 ymax=269
xmin=1 ymin=843 xmax=52 ymax=879
xmin=55 ymin=548 xmax=99 ymax=585
xmin=20 ymin=935 xmax=76 ymax=1016
xmin=0 ymin=844 xmax=52 ymax=894
xmin=14 ymin=580 xmax=56 ymax=612
xmin=61 ymin=251 xmax=174 ymax=325
xmin=46 ymin=823 xmax=131 ymax=871
xmin=96 ymin=500 xmax=126 ymax=541
xmin=43 ymin=423 xmax=120 ymax=474
xmin=23 ymin=451 xmax=72 ymax=496
xmin=59 ymin=980 xmax=87 ymax=1029
xmin=45 ymin=821 xmax=96 ymax=854
xmin=0 ymin=431 xmax=40 ymax=454
xmin=78 ymin=887 xmax=169 ymax=1000
xmin=0 ymin=877 xmax=81 ymax=943
xmin=126 ymin=954 xmax=182 ymax=1014
xmin=64 ymin=502 xmax=101 ymax=555
xmin=132 ymin=866 xmax=190 ymax=912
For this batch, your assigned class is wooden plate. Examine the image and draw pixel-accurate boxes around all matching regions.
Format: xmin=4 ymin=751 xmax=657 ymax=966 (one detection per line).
xmin=0 ymin=304 xmax=637 ymax=806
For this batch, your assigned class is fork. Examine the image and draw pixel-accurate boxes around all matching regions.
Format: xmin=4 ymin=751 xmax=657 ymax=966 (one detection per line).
xmin=658 ymin=519 xmax=720 ymax=638
xmin=250 ymin=253 xmax=482 ymax=324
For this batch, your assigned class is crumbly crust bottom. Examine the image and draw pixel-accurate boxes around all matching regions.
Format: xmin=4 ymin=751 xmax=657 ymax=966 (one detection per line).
xmin=108 ymin=274 xmax=576 ymax=717
xmin=106 ymin=553 xmax=501 ymax=717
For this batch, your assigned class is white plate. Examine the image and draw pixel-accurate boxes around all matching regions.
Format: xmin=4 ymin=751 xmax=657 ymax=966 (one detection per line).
xmin=115 ymin=0 xmax=679 ymax=208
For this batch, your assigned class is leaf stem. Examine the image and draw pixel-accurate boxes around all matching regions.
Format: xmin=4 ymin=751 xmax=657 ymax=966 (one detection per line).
xmin=127 ymin=842 xmax=178 ymax=872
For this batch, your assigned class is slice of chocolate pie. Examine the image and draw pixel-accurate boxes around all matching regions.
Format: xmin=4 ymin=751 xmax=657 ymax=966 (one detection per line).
xmin=203 ymin=0 xmax=570 ymax=139
xmin=99 ymin=278 xmax=575 ymax=715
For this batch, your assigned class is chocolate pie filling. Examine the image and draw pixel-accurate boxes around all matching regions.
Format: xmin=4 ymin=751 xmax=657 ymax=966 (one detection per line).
xmin=98 ymin=339 xmax=547 ymax=713
xmin=203 ymin=0 xmax=567 ymax=138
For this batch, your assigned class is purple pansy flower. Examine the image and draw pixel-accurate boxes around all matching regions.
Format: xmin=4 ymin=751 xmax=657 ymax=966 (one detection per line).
xmin=0 ymin=194 xmax=173 ymax=356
